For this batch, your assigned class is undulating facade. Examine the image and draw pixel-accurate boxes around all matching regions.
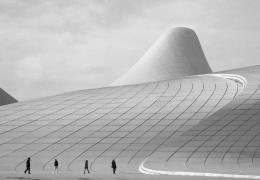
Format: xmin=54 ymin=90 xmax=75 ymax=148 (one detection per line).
xmin=0 ymin=27 xmax=260 ymax=178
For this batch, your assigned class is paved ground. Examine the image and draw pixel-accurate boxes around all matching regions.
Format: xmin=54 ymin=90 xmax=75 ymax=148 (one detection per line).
xmin=0 ymin=173 xmax=250 ymax=180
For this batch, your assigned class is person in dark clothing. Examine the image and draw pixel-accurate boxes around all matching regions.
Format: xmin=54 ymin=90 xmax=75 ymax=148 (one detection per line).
xmin=84 ymin=160 xmax=90 ymax=174
xmin=54 ymin=159 xmax=58 ymax=174
xmin=111 ymin=159 xmax=117 ymax=174
xmin=24 ymin=157 xmax=31 ymax=174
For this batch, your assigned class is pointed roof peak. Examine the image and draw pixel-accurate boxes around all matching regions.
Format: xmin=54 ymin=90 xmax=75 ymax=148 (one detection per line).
xmin=112 ymin=27 xmax=212 ymax=86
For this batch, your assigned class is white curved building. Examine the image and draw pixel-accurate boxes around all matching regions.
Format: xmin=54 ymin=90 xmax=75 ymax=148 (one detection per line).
xmin=0 ymin=27 xmax=259 ymax=179
xmin=113 ymin=27 xmax=212 ymax=86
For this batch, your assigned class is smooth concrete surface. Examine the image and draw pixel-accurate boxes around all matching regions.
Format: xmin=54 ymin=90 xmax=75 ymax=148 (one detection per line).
xmin=0 ymin=172 xmax=251 ymax=180
xmin=113 ymin=27 xmax=212 ymax=86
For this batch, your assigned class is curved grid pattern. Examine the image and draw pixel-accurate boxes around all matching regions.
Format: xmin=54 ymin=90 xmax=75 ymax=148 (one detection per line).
xmin=143 ymin=69 xmax=260 ymax=175
xmin=0 ymin=75 xmax=239 ymax=173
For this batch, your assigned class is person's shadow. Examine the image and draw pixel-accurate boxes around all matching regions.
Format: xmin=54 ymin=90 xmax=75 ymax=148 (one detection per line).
xmin=6 ymin=176 xmax=48 ymax=180
xmin=78 ymin=178 xmax=127 ymax=180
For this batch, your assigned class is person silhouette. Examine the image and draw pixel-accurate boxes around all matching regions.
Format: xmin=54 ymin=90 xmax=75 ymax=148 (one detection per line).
xmin=84 ymin=160 xmax=90 ymax=174
xmin=24 ymin=157 xmax=31 ymax=174
xmin=54 ymin=159 xmax=58 ymax=174
xmin=111 ymin=159 xmax=117 ymax=174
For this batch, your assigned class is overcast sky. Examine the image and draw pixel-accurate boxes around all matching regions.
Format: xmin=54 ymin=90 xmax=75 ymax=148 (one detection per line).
xmin=0 ymin=0 xmax=260 ymax=101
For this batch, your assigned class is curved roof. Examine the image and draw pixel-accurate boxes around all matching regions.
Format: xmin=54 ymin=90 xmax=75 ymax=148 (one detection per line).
xmin=112 ymin=27 xmax=212 ymax=86
xmin=142 ymin=66 xmax=260 ymax=176
xmin=0 ymin=74 xmax=238 ymax=173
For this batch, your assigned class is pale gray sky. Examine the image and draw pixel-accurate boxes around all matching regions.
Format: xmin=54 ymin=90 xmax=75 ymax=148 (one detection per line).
xmin=0 ymin=0 xmax=260 ymax=100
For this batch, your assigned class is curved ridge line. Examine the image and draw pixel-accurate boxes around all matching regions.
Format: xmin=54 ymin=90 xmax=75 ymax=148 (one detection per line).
xmin=209 ymin=73 xmax=247 ymax=88
xmin=139 ymin=74 xmax=251 ymax=178
xmin=139 ymin=159 xmax=260 ymax=179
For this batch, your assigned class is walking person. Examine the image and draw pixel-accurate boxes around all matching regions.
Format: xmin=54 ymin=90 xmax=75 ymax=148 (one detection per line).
xmin=111 ymin=159 xmax=117 ymax=174
xmin=84 ymin=160 xmax=90 ymax=174
xmin=24 ymin=157 xmax=31 ymax=174
xmin=54 ymin=159 xmax=58 ymax=174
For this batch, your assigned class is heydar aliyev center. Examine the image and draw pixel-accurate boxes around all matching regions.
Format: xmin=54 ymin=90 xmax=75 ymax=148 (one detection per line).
xmin=2 ymin=27 xmax=260 ymax=178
